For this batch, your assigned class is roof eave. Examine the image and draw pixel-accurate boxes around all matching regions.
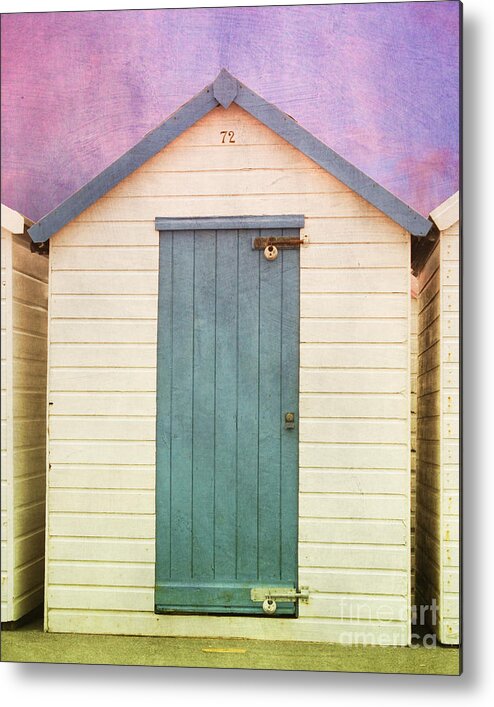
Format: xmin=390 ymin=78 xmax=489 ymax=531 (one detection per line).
xmin=1 ymin=203 xmax=33 ymax=234
xmin=429 ymin=190 xmax=460 ymax=231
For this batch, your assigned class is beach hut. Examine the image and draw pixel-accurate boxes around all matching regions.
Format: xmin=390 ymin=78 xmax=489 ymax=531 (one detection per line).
xmin=413 ymin=191 xmax=460 ymax=645
xmin=1 ymin=204 xmax=49 ymax=623
xmin=28 ymin=71 xmax=434 ymax=646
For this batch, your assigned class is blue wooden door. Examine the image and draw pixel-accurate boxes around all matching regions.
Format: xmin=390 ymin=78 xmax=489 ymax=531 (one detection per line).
xmin=155 ymin=224 xmax=300 ymax=615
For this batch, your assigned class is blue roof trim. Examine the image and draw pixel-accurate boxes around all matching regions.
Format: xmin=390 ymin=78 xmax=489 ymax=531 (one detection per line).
xmin=234 ymin=82 xmax=432 ymax=237
xmin=213 ymin=68 xmax=238 ymax=108
xmin=28 ymin=70 xmax=432 ymax=242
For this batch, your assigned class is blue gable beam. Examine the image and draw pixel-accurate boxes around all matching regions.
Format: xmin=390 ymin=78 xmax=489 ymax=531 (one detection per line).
xmin=234 ymin=82 xmax=432 ymax=237
xmin=28 ymin=70 xmax=432 ymax=242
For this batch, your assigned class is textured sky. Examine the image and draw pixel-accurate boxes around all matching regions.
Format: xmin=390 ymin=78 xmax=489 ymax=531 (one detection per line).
xmin=1 ymin=2 xmax=460 ymax=222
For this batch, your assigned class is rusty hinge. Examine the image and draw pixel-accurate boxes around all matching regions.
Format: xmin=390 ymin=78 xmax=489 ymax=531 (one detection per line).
xmin=252 ymin=236 xmax=304 ymax=250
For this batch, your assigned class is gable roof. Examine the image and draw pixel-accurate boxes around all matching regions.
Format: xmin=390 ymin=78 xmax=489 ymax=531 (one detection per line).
xmin=28 ymin=69 xmax=432 ymax=242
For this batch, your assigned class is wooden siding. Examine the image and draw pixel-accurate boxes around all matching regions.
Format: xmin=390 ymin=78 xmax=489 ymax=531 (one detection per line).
xmin=415 ymin=225 xmax=460 ymax=646
xmin=1 ymin=229 xmax=48 ymax=622
xmin=45 ymin=103 xmax=411 ymax=645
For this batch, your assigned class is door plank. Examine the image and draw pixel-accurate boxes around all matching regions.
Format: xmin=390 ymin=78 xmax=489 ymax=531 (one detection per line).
xmin=214 ymin=230 xmax=239 ymax=580
xmin=258 ymin=229 xmax=283 ymax=582
xmin=170 ymin=231 xmax=194 ymax=580
xmin=155 ymin=233 xmax=173 ymax=582
xmin=236 ymin=230 xmax=261 ymax=581
xmin=191 ymin=230 xmax=216 ymax=580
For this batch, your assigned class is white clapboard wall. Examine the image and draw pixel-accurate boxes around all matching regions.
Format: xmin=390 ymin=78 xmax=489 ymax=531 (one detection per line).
xmin=415 ymin=192 xmax=460 ymax=645
xmin=45 ymin=104 xmax=411 ymax=645
xmin=1 ymin=205 xmax=48 ymax=623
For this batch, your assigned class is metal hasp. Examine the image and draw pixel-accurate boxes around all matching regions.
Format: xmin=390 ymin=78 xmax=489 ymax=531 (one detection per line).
xmin=251 ymin=587 xmax=310 ymax=615
xmin=253 ymin=236 xmax=304 ymax=250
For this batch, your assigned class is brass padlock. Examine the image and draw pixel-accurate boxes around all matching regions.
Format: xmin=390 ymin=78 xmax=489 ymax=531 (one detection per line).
xmin=264 ymin=244 xmax=278 ymax=261
xmin=263 ymin=598 xmax=277 ymax=614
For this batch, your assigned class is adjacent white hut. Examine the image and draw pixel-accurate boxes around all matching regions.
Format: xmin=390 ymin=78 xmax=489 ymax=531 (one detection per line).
xmin=1 ymin=204 xmax=49 ymax=623
xmin=410 ymin=279 xmax=419 ymax=607
xmin=28 ymin=71 xmax=434 ymax=646
xmin=413 ymin=191 xmax=460 ymax=645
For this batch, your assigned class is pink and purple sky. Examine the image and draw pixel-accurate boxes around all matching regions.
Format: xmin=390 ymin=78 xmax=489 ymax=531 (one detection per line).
xmin=1 ymin=2 xmax=460 ymax=222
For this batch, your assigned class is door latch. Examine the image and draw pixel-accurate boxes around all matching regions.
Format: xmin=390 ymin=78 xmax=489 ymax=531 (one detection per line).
xmin=252 ymin=236 xmax=304 ymax=251
xmin=250 ymin=587 xmax=310 ymax=615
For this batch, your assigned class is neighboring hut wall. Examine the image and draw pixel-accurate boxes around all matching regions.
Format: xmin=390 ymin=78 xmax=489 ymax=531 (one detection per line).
xmin=415 ymin=226 xmax=460 ymax=645
xmin=1 ymin=227 xmax=13 ymax=620
xmin=439 ymin=223 xmax=460 ymax=643
xmin=410 ymin=292 xmax=418 ymax=607
xmin=11 ymin=234 xmax=49 ymax=619
xmin=1 ymin=213 xmax=48 ymax=622
xmin=416 ymin=242 xmax=441 ymax=633
xmin=45 ymin=104 xmax=411 ymax=644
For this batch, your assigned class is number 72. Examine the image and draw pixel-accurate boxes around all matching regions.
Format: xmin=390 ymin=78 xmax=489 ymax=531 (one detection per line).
xmin=220 ymin=130 xmax=236 ymax=144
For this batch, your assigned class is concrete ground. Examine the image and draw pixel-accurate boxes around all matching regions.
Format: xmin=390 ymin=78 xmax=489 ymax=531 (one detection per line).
xmin=1 ymin=616 xmax=460 ymax=674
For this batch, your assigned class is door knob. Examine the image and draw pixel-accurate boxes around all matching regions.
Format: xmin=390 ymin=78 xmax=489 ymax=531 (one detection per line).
xmin=284 ymin=412 xmax=295 ymax=429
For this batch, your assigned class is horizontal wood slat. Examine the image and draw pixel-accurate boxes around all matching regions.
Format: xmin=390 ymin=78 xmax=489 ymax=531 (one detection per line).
xmin=299 ymin=394 xmax=407 ymax=419
xmin=300 ymin=343 xmax=407 ymax=369
xmin=77 ymin=193 xmax=386 ymax=223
